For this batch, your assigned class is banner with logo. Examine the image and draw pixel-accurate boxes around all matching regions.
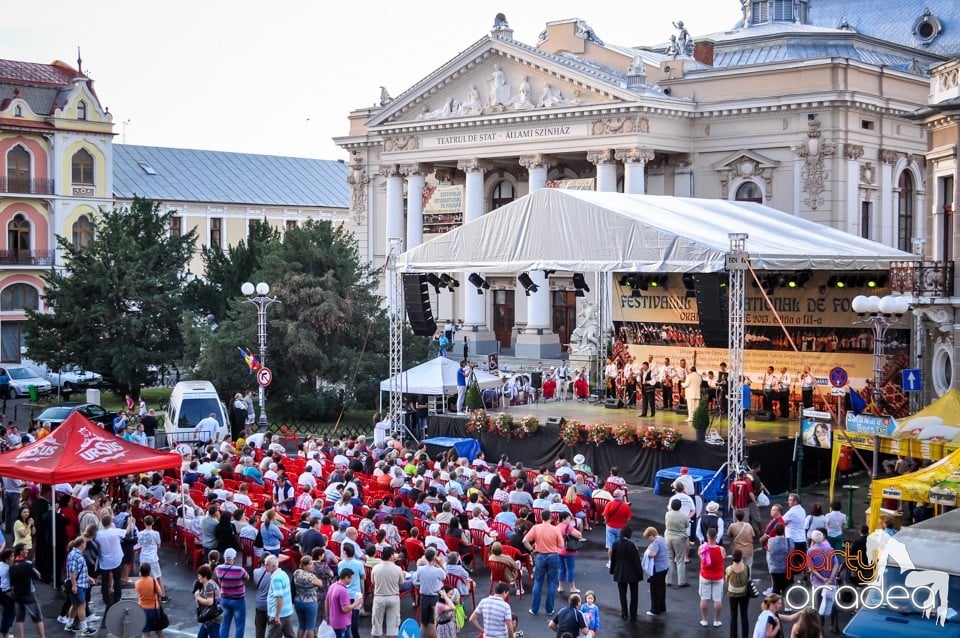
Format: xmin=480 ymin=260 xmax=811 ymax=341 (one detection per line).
xmin=422 ymin=185 xmax=464 ymax=235
xmin=546 ymin=178 xmax=595 ymax=190
xmin=613 ymin=272 xmax=909 ymax=412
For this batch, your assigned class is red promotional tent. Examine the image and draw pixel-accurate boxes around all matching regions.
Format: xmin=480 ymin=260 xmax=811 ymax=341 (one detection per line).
xmin=0 ymin=410 xmax=181 ymax=484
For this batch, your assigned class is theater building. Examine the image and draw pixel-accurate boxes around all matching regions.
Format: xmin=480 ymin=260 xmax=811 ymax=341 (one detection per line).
xmin=336 ymin=1 xmax=957 ymax=368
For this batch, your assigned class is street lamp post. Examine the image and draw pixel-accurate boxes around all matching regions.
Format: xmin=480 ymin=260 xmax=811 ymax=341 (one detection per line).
xmin=242 ymin=281 xmax=280 ymax=429
xmin=850 ymin=294 xmax=910 ymax=478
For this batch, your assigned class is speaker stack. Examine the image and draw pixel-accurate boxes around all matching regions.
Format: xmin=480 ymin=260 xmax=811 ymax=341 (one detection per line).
xmin=693 ymin=273 xmax=729 ymax=348
xmin=754 ymin=410 xmax=776 ymax=422
xmin=545 ymin=416 xmax=565 ymax=427
xmin=402 ymin=274 xmax=437 ymax=337
xmin=604 ymin=398 xmax=624 ymax=409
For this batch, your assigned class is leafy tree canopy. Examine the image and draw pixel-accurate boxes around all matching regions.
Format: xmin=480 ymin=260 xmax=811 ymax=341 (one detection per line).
xmin=184 ymin=219 xmax=429 ymax=422
xmin=25 ymin=196 xmax=197 ymax=394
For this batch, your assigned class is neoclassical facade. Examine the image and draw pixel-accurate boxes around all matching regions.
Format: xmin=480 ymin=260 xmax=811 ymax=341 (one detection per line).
xmin=0 ymin=58 xmax=113 ymax=361
xmin=337 ymin=2 xmax=951 ymax=359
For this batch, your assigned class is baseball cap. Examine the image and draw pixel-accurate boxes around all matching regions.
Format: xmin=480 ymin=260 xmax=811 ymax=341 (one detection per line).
xmin=223 ymin=548 xmax=238 ymax=560
xmin=339 ymin=521 xmax=350 ymax=530
xmin=81 ymin=497 xmax=95 ymax=508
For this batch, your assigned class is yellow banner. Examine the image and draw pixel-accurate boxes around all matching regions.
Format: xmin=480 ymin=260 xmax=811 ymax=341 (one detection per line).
xmin=422 ymin=185 xmax=464 ymax=235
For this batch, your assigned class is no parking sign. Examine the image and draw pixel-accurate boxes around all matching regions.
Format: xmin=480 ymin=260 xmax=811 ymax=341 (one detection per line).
xmin=257 ymin=366 xmax=273 ymax=387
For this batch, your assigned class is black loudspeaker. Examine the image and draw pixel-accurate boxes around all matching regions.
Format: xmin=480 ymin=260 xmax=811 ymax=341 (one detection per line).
xmin=604 ymin=398 xmax=623 ymax=409
xmin=693 ymin=273 xmax=729 ymax=348
xmin=545 ymin=416 xmax=565 ymax=427
xmin=403 ymin=274 xmax=437 ymax=337
xmin=755 ymin=410 xmax=776 ymax=422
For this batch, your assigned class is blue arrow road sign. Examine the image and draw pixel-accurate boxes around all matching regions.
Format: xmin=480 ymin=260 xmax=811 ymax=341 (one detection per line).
xmin=902 ymin=368 xmax=922 ymax=392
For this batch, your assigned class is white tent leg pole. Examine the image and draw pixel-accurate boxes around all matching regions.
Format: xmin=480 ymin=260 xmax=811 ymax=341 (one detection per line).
xmin=51 ymin=486 xmax=57 ymax=588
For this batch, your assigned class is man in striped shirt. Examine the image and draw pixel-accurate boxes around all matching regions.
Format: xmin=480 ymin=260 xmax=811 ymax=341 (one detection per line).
xmin=215 ymin=548 xmax=249 ymax=638
xmin=65 ymin=537 xmax=95 ymax=635
xmin=470 ymin=583 xmax=516 ymax=638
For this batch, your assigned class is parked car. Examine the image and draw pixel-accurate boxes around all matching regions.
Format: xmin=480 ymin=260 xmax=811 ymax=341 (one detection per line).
xmin=46 ymin=365 xmax=103 ymax=398
xmin=35 ymin=403 xmax=117 ymax=429
xmin=0 ymin=365 xmax=52 ymax=399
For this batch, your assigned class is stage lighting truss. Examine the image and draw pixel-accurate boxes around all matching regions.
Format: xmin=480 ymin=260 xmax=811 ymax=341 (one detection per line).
xmin=468 ymin=273 xmax=490 ymax=294
xmin=517 ymin=272 xmax=540 ymax=296
xmin=618 ymin=273 xmax=666 ymax=293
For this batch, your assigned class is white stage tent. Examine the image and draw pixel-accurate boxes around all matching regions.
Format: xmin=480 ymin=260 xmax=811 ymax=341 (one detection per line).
xmin=379 ymin=356 xmax=501 ymax=396
xmin=397 ymin=189 xmax=914 ymax=273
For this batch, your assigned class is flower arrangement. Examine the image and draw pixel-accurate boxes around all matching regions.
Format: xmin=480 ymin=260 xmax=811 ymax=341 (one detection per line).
xmin=640 ymin=425 xmax=661 ymax=449
xmin=640 ymin=425 xmax=683 ymax=450
xmin=493 ymin=412 xmax=514 ymax=438
xmin=586 ymin=422 xmax=612 ymax=445
xmin=515 ymin=415 xmax=540 ymax=439
xmin=613 ymin=422 xmax=638 ymax=445
xmin=466 ymin=409 xmax=489 ymax=434
xmin=559 ymin=419 xmax=585 ymax=446
xmin=660 ymin=427 xmax=681 ymax=451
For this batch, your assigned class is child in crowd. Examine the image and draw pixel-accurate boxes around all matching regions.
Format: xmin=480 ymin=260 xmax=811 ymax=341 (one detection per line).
xmin=580 ymin=591 xmax=601 ymax=638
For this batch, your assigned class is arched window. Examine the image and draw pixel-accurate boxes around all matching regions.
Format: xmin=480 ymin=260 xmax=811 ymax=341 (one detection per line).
xmin=897 ymin=171 xmax=915 ymax=252
xmin=13 ymin=105 xmax=22 ymax=117
xmin=735 ymin=181 xmax=763 ymax=203
xmin=491 ymin=180 xmax=515 ymax=209
xmin=72 ymin=149 xmax=94 ymax=185
xmin=77 ymin=100 xmax=87 ymax=120
xmin=6 ymin=146 xmax=30 ymax=192
xmin=0 ymin=284 xmax=38 ymax=311
xmin=72 ymin=215 xmax=94 ymax=247
xmin=7 ymin=215 xmax=30 ymax=260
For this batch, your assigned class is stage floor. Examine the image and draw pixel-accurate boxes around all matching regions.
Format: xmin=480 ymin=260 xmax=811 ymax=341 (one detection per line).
xmin=495 ymin=399 xmax=796 ymax=445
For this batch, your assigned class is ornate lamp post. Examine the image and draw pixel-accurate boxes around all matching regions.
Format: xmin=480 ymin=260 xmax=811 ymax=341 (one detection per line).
xmin=241 ymin=281 xmax=279 ymax=428
xmin=850 ymin=294 xmax=910 ymax=478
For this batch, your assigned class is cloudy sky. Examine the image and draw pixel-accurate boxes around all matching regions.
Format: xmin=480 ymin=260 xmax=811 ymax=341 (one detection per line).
xmin=1 ymin=1 xmax=737 ymax=159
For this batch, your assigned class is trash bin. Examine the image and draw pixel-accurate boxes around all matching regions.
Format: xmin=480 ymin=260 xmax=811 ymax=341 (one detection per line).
xmin=28 ymin=385 xmax=37 ymax=402
xmin=86 ymin=388 xmax=101 ymax=405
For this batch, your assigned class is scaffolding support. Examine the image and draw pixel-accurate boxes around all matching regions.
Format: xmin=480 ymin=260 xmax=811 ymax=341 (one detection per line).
xmin=726 ymin=233 xmax=748 ymax=482
xmin=386 ymin=239 xmax=405 ymax=441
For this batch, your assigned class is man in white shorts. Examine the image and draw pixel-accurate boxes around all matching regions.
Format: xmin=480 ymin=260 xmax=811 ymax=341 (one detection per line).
xmin=136 ymin=515 xmax=169 ymax=603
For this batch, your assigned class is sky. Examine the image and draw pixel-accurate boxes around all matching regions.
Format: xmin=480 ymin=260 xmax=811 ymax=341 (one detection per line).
xmin=0 ymin=1 xmax=738 ymax=160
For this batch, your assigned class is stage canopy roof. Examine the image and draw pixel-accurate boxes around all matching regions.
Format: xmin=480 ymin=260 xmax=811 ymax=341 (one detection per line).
xmin=398 ymin=189 xmax=914 ymax=274
xmin=380 ymin=356 xmax=501 ymax=396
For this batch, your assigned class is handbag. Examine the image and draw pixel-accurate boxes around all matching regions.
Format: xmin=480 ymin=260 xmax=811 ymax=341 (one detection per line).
xmin=152 ymin=579 xmax=170 ymax=630
xmin=562 ymin=524 xmax=583 ymax=552
xmin=198 ymin=602 xmax=222 ymax=624
xmin=757 ymin=492 xmax=770 ymax=507
xmin=748 ymin=579 xmax=760 ymax=599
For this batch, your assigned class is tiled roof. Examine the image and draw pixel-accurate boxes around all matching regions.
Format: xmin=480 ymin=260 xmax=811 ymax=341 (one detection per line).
xmin=809 ymin=0 xmax=960 ymax=57
xmin=0 ymin=59 xmax=81 ymax=86
xmin=713 ymin=41 xmax=925 ymax=72
xmin=113 ymin=145 xmax=349 ymax=209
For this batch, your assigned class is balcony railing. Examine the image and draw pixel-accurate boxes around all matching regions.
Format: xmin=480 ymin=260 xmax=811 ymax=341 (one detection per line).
xmin=889 ymin=260 xmax=956 ymax=297
xmin=0 ymin=250 xmax=55 ymax=266
xmin=0 ymin=177 xmax=55 ymax=195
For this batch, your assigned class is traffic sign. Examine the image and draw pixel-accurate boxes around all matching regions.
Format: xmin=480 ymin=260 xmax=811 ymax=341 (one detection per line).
xmin=829 ymin=387 xmax=846 ymax=397
xmin=257 ymin=366 xmax=273 ymax=387
xmin=902 ymin=368 xmax=922 ymax=392
xmin=828 ymin=367 xmax=848 ymax=388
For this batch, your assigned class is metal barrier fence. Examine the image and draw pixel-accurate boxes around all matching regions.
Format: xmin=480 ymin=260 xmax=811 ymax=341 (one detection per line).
xmin=156 ymin=421 xmax=372 ymax=452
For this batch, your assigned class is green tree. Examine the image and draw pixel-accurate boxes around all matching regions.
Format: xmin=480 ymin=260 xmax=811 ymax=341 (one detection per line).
xmin=25 ymin=197 xmax=197 ymax=396
xmin=191 ymin=220 xmax=428 ymax=422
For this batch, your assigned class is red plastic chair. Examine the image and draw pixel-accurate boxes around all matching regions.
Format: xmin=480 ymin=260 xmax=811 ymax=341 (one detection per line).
xmin=182 ymin=530 xmax=205 ymax=568
xmin=499 ymin=544 xmax=532 ymax=580
xmin=403 ymin=538 xmax=425 ymax=569
xmin=468 ymin=528 xmax=494 ymax=565
xmin=487 ymin=561 xmax=522 ymax=599
xmin=490 ymin=521 xmax=512 ymax=541
xmin=592 ymin=497 xmax=611 ymax=524
xmin=444 ymin=573 xmax=476 ymax=610
xmin=239 ymin=536 xmax=258 ymax=574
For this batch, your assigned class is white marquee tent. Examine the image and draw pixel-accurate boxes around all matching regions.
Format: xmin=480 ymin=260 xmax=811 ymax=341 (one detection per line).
xmin=398 ymin=189 xmax=914 ymax=273
xmin=379 ymin=356 xmax=501 ymax=396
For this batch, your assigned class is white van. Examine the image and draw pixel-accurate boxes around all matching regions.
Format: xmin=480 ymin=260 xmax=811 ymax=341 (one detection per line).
xmin=163 ymin=380 xmax=229 ymax=449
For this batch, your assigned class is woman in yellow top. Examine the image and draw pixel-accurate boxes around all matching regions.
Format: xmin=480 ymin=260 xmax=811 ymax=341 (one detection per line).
xmin=12 ymin=506 xmax=34 ymax=555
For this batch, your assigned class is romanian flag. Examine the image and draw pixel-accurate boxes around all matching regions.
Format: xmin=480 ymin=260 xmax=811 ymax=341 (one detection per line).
xmin=238 ymin=347 xmax=261 ymax=373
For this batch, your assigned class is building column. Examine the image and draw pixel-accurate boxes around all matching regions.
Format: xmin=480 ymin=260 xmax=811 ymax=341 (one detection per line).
xmin=587 ymin=149 xmax=618 ymax=192
xmin=457 ymin=158 xmax=498 ymax=355
xmin=616 ymin=147 xmax=654 ymax=194
xmin=670 ymin=154 xmax=693 ymax=197
xmin=845 ymin=145 xmax=864 ymax=236
xmin=515 ymin=155 xmax=562 ymax=359
xmin=880 ymin=149 xmax=899 ymax=246
xmin=403 ymin=163 xmax=430 ymax=250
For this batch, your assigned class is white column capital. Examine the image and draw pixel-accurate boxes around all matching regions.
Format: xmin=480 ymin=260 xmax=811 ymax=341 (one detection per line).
xmin=379 ymin=164 xmax=402 ymax=178
xmin=615 ymin=147 xmax=655 ymax=164
xmin=401 ymin=162 xmax=432 ymax=177
xmin=457 ymin=158 xmax=493 ymax=173
xmin=519 ymin=154 xmax=557 ymax=171
xmin=668 ymin=153 xmax=693 ymax=168
xmin=586 ymin=149 xmax=616 ymax=165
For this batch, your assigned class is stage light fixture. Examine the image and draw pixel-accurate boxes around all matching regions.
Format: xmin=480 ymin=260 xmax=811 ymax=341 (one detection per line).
xmin=572 ymin=272 xmax=590 ymax=293
xmin=426 ymin=273 xmax=444 ymax=293
xmin=517 ymin=272 xmax=539 ymax=296
xmin=827 ymin=275 xmax=848 ymax=289
xmin=542 ymin=270 xmax=556 ymax=279
xmin=468 ymin=273 xmax=490 ymax=294
xmin=440 ymin=273 xmax=460 ymax=289
xmin=630 ymin=288 xmax=643 ymax=298
xmin=682 ymin=273 xmax=696 ymax=291
xmin=618 ymin=275 xmax=631 ymax=287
